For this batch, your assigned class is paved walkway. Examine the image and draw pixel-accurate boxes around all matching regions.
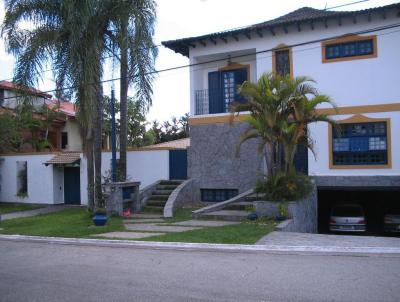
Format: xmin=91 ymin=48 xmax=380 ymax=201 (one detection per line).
xmin=94 ymin=218 xmax=240 ymax=239
xmin=0 ymin=205 xmax=72 ymax=221
xmin=257 ymin=231 xmax=400 ymax=248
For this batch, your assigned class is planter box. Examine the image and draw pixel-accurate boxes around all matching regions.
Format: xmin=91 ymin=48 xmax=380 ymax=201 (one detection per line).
xmin=254 ymin=201 xmax=292 ymax=218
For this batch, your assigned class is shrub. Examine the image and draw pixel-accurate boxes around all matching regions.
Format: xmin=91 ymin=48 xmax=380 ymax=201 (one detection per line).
xmin=255 ymin=172 xmax=312 ymax=202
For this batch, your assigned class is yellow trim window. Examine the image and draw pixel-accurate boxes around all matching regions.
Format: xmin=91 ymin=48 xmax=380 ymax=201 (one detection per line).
xmin=329 ymin=115 xmax=391 ymax=169
xmin=322 ymin=35 xmax=377 ymax=63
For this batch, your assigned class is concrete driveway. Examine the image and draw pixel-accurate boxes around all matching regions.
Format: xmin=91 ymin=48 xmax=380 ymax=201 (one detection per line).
xmin=257 ymin=231 xmax=400 ymax=248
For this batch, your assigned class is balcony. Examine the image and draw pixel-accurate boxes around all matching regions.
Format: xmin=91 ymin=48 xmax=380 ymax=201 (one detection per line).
xmin=195 ymin=89 xmax=245 ymax=115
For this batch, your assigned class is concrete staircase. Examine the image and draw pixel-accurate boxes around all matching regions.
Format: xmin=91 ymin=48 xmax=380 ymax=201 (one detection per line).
xmin=141 ymin=180 xmax=183 ymax=213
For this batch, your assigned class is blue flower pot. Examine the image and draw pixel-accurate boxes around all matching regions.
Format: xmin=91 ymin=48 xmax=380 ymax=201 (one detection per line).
xmin=93 ymin=214 xmax=108 ymax=226
xmin=275 ymin=215 xmax=286 ymax=222
xmin=247 ymin=212 xmax=258 ymax=221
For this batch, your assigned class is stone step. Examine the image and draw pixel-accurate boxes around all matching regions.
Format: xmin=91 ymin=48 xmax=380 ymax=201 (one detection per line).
xmin=159 ymin=180 xmax=183 ymax=186
xmin=225 ymin=201 xmax=254 ymax=211
xmin=153 ymin=189 xmax=174 ymax=195
xmin=146 ymin=200 xmax=167 ymax=207
xmin=156 ymin=185 xmax=179 ymax=190
xmin=149 ymin=194 xmax=169 ymax=201
xmin=245 ymin=193 xmax=264 ymax=202
xmin=141 ymin=206 xmax=164 ymax=213
xmin=198 ymin=210 xmax=249 ymax=222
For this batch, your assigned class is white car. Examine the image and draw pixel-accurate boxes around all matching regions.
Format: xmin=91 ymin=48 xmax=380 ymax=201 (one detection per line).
xmin=329 ymin=204 xmax=366 ymax=233
xmin=384 ymin=211 xmax=400 ymax=233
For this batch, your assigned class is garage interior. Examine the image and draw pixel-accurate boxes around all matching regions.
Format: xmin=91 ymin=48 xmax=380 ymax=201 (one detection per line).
xmin=317 ymin=187 xmax=400 ymax=236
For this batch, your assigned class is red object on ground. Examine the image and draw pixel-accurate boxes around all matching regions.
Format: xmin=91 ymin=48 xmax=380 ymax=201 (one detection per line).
xmin=122 ymin=208 xmax=131 ymax=218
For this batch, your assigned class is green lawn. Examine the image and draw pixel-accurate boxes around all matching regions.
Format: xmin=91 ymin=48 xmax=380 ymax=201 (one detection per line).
xmin=0 ymin=208 xmax=124 ymax=238
xmin=0 ymin=203 xmax=42 ymax=214
xmin=140 ymin=220 xmax=276 ymax=244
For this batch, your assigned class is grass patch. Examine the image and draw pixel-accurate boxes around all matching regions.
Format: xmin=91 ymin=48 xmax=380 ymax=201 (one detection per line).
xmin=0 ymin=203 xmax=42 ymax=214
xmin=140 ymin=220 xmax=276 ymax=244
xmin=0 ymin=208 xmax=124 ymax=238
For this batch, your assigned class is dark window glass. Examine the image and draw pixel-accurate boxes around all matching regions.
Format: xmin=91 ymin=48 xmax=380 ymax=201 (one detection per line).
xmin=332 ymin=122 xmax=388 ymax=166
xmin=325 ymin=39 xmax=374 ymax=60
xmin=275 ymin=50 xmax=290 ymax=77
xmin=332 ymin=205 xmax=364 ymax=217
xmin=201 ymin=189 xmax=239 ymax=202
xmin=61 ymin=132 xmax=68 ymax=149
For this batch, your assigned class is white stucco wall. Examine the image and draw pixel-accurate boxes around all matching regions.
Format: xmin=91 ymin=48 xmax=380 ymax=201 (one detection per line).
xmin=189 ymin=10 xmax=400 ymax=113
xmin=60 ymin=118 xmax=82 ymax=151
xmin=79 ymin=150 xmax=170 ymax=205
xmin=308 ymin=111 xmax=400 ymax=176
xmin=1 ymin=90 xmax=48 ymax=109
xmin=0 ymin=154 xmax=58 ymax=204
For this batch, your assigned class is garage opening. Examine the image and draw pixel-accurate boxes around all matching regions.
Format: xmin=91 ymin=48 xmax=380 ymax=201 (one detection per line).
xmin=317 ymin=187 xmax=400 ymax=236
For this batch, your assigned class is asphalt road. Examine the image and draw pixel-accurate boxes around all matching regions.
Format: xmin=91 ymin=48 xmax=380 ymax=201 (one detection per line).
xmin=0 ymin=240 xmax=399 ymax=302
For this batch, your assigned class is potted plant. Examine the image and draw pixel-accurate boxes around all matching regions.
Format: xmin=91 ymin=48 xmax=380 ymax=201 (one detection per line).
xmin=275 ymin=202 xmax=288 ymax=221
xmin=245 ymin=204 xmax=258 ymax=221
xmin=92 ymin=208 xmax=108 ymax=226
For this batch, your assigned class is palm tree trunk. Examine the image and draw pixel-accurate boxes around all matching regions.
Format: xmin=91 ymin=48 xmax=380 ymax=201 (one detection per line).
xmin=119 ymin=21 xmax=128 ymax=181
xmin=86 ymin=135 xmax=94 ymax=211
xmin=94 ymin=81 xmax=104 ymax=209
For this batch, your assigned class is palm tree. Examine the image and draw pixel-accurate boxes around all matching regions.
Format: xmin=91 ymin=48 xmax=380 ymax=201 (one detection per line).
xmin=105 ymin=0 xmax=157 ymax=180
xmin=231 ymin=72 xmax=336 ymax=176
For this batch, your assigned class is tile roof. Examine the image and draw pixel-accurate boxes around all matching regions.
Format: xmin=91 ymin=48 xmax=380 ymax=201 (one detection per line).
xmin=140 ymin=138 xmax=190 ymax=150
xmin=48 ymin=100 xmax=76 ymax=117
xmin=162 ymin=3 xmax=400 ymax=57
xmin=0 ymin=80 xmax=52 ymax=99
xmin=44 ymin=152 xmax=81 ymax=165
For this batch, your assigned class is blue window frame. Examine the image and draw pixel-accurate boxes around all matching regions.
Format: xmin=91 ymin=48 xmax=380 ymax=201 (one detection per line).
xmin=332 ymin=122 xmax=388 ymax=166
xmin=325 ymin=38 xmax=374 ymax=60
xmin=201 ymin=189 xmax=238 ymax=202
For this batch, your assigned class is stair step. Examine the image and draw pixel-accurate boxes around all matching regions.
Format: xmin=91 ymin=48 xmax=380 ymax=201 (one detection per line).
xmin=156 ymin=185 xmax=179 ymax=190
xmin=245 ymin=193 xmax=264 ymax=201
xmin=225 ymin=202 xmax=254 ymax=211
xmin=149 ymin=194 xmax=169 ymax=201
xmin=142 ymin=206 xmax=164 ymax=213
xmin=153 ymin=189 xmax=174 ymax=195
xmin=199 ymin=210 xmax=249 ymax=222
xmin=159 ymin=180 xmax=183 ymax=186
xmin=146 ymin=200 xmax=167 ymax=207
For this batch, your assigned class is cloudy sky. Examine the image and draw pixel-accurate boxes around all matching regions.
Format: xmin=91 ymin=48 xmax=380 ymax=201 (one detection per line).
xmin=0 ymin=0 xmax=398 ymax=122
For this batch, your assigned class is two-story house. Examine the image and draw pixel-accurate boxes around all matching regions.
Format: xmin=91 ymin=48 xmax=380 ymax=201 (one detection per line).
xmin=0 ymin=80 xmax=82 ymax=152
xmin=162 ymin=3 xmax=400 ymax=217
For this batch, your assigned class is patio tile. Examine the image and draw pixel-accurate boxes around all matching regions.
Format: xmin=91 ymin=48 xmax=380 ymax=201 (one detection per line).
xmin=124 ymin=223 xmax=201 ymax=233
xmin=171 ymin=220 xmax=240 ymax=227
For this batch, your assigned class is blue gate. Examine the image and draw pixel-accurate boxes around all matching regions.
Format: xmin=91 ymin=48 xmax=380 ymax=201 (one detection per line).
xmin=169 ymin=150 xmax=187 ymax=180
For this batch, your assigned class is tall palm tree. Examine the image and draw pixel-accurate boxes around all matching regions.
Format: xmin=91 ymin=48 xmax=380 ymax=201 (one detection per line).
xmin=231 ymin=73 xmax=336 ymax=176
xmin=105 ymin=0 xmax=157 ymax=180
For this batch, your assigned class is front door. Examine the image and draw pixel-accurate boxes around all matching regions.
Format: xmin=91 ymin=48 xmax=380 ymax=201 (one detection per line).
xmin=169 ymin=150 xmax=187 ymax=180
xmin=64 ymin=167 xmax=81 ymax=205
xmin=208 ymin=67 xmax=248 ymax=114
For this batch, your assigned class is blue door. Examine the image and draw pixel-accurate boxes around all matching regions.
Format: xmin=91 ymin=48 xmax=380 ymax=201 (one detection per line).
xmin=169 ymin=150 xmax=187 ymax=180
xmin=64 ymin=167 xmax=81 ymax=204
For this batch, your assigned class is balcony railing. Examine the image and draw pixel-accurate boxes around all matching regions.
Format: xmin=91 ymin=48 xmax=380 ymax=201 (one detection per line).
xmin=195 ymin=89 xmax=209 ymax=115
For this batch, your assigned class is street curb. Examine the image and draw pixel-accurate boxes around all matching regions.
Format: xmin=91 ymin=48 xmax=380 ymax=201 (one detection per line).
xmin=1 ymin=234 xmax=400 ymax=256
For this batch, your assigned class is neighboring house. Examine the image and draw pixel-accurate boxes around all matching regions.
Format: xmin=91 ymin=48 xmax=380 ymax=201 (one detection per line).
xmin=162 ymin=4 xmax=400 ymax=204
xmin=0 ymin=80 xmax=82 ymax=152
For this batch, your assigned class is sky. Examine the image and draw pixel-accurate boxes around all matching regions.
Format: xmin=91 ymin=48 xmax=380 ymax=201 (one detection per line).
xmin=0 ymin=0 xmax=398 ymax=122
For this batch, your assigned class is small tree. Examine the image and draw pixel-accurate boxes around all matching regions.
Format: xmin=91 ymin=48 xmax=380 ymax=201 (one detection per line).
xmin=232 ymin=73 xmax=336 ymax=200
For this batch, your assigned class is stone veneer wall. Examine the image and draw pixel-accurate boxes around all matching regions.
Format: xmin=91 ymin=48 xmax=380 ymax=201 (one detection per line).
xmin=188 ymin=122 xmax=263 ymax=201
xmin=254 ymin=183 xmax=318 ymax=233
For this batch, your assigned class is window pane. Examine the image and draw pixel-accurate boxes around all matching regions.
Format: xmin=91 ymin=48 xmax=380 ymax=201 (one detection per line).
xmin=325 ymin=38 xmax=374 ymax=60
xmin=332 ymin=122 xmax=388 ymax=165
xmin=275 ymin=50 xmax=290 ymax=77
